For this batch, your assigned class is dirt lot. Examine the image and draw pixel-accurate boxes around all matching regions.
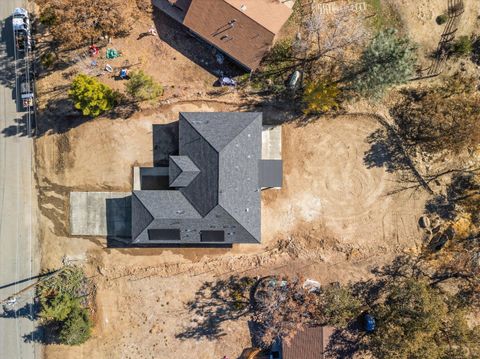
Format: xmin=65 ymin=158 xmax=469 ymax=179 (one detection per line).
xmin=34 ymin=1 xmax=479 ymax=358
xmin=36 ymin=102 xmax=430 ymax=358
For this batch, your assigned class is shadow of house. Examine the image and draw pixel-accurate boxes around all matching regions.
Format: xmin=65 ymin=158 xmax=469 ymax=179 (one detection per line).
xmin=153 ymin=122 xmax=179 ymax=166
xmin=152 ymin=8 xmax=246 ymax=78
xmin=105 ymin=196 xmax=132 ymax=238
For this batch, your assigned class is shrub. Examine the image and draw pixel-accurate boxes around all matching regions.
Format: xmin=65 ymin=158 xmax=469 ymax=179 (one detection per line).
xmin=125 ymin=70 xmax=163 ymax=101
xmin=436 ymin=14 xmax=448 ymax=25
xmin=303 ymin=79 xmax=340 ymax=114
xmin=37 ymin=266 xmax=93 ymax=345
xmin=39 ymin=293 xmax=80 ymax=322
xmin=451 ymin=36 xmax=473 ymax=56
xmin=40 ymin=52 xmax=56 ymax=68
xmin=39 ymin=7 xmax=56 ymax=26
xmin=318 ymin=284 xmax=362 ymax=327
xmin=59 ymin=307 xmax=92 ymax=345
xmin=69 ymin=74 xmax=118 ymax=117
xmin=391 ymin=85 xmax=480 ymax=155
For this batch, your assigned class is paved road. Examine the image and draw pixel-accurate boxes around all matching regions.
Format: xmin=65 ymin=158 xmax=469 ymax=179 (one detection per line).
xmin=0 ymin=0 xmax=40 ymax=358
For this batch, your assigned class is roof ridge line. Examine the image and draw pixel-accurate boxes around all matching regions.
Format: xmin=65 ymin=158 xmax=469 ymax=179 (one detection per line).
xmin=180 ymin=114 xmax=220 ymax=155
xmin=218 ymin=112 xmax=262 ymax=154
xmin=216 ymin=204 xmax=260 ymax=243
xmin=220 ymin=0 xmax=276 ymax=36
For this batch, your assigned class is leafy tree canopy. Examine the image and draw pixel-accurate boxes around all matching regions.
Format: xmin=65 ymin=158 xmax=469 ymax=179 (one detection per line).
xmin=317 ymin=283 xmax=362 ymax=327
xmin=352 ymin=28 xmax=417 ymax=98
xmin=303 ymin=79 xmax=340 ymax=114
xmin=69 ymin=74 xmax=118 ymax=117
xmin=59 ymin=307 xmax=92 ymax=345
xmin=367 ymin=278 xmax=480 ymax=359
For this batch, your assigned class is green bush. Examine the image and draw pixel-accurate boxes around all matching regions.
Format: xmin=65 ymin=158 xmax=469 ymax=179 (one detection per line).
xmin=69 ymin=74 xmax=118 ymax=117
xmin=40 ymin=52 xmax=56 ymax=68
xmin=125 ymin=70 xmax=163 ymax=101
xmin=303 ymin=79 xmax=340 ymax=114
xmin=318 ymin=284 xmax=362 ymax=327
xmin=59 ymin=307 xmax=92 ymax=345
xmin=451 ymin=36 xmax=473 ymax=56
xmin=39 ymin=293 xmax=80 ymax=322
xmin=436 ymin=14 xmax=448 ymax=25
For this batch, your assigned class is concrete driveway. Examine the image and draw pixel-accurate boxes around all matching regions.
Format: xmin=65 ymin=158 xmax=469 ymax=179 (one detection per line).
xmin=70 ymin=192 xmax=132 ymax=238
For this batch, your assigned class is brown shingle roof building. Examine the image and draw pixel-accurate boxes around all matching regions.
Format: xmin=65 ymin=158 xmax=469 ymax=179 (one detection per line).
xmin=281 ymin=326 xmax=335 ymax=359
xmin=153 ymin=0 xmax=294 ymax=70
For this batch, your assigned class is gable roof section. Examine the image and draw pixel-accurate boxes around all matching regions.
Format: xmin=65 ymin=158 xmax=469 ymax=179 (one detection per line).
xmin=169 ymin=155 xmax=200 ymax=187
xmin=178 ymin=118 xmax=219 ymax=216
xmin=131 ymin=192 xmax=154 ymax=240
xmin=282 ymin=326 xmax=334 ymax=359
xmin=224 ymin=0 xmax=293 ymax=34
xmin=183 ymin=0 xmax=277 ymax=69
xmin=218 ymin=115 xmax=262 ymax=240
xmin=180 ymin=112 xmax=260 ymax=151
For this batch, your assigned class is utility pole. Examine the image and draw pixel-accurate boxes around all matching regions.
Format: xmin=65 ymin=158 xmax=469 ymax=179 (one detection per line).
xmin=0 ymin=266 xmax=68 ymax=306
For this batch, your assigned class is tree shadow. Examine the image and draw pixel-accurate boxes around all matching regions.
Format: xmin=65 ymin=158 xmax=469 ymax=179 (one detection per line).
xmin=425 ymin=172 xmax=478 ymax=221
xmin=22 ymin=322 xmax=61 ymax=344
xmin=324 ymin=324 xmax=364 ymax=359
xmin=1 ymin=114 xmax=30 ymax=137
xmin=362 ymin=113 xmax=434 ymax=194
xmin=363 ymin=127 xmax=410 ymax=173
xmin=175 ymin=276 xmax=254 ymax=340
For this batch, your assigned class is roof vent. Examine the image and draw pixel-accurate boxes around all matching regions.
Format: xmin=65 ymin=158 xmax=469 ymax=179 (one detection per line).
xmin=240 ymin=4 xmax=247 ymax=12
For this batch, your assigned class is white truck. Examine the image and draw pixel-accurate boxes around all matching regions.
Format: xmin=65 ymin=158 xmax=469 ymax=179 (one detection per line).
xmin=12 ymin=8 xmax=31 ymax=52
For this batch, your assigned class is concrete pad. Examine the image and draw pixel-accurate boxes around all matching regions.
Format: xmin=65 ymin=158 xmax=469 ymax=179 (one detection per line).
xmin=70 ymin=192 xmax=132 ymax=237
xmin=262 ymin=125 xmax=282 ymax=160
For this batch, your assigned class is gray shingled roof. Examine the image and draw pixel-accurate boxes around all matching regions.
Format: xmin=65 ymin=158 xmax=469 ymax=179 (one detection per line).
xmin=169 ymin=155 xmax=200 ymax=187
xmin=132 ymin=112 xmax=266 ymax=245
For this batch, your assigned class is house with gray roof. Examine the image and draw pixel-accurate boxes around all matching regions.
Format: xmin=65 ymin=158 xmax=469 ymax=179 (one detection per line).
xmin=131 ymin=112 xmax=282 ymax=245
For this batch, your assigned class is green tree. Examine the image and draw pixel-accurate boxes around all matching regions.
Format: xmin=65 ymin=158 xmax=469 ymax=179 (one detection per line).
xmin=59 ymin=307 xmax=92 ymax=345
xmin=69 ymin=74 xmax=117 ymax=117
xmin=367 ymin=278 xmax=480 ymax=359
xmin=37 ymin=266 xmax=93 ymax=346
xmin=303 ymin=79 xmax=340 ymax=114
xmin=125 ymin=70 xmax=163 ymax=101
xmin=317 ymin=283 xmax=362 ymax=327
xmin=39 ymin=293 xmax=80 ymax=322
xmin=352 ymin=29 xmax=417 ymax=98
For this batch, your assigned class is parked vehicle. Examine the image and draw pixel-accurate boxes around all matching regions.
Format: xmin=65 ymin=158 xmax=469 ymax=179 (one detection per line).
xmin=219 ymin=76 xmax=237 ymax=87
xmin=361 ymin=312 xmax=376 ymax=333
xmin=12 ymin=8 xmax=31 ymax=52
xmin=19 ymin=73 xmax=34 ymax=109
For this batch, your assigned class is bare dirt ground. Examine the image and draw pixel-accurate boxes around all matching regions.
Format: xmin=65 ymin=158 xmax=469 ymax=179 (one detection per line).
xmin=34 ymin=1 xmax=479 ymax=358
xmin=390 ymin=0 xmax=480 ymax=67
